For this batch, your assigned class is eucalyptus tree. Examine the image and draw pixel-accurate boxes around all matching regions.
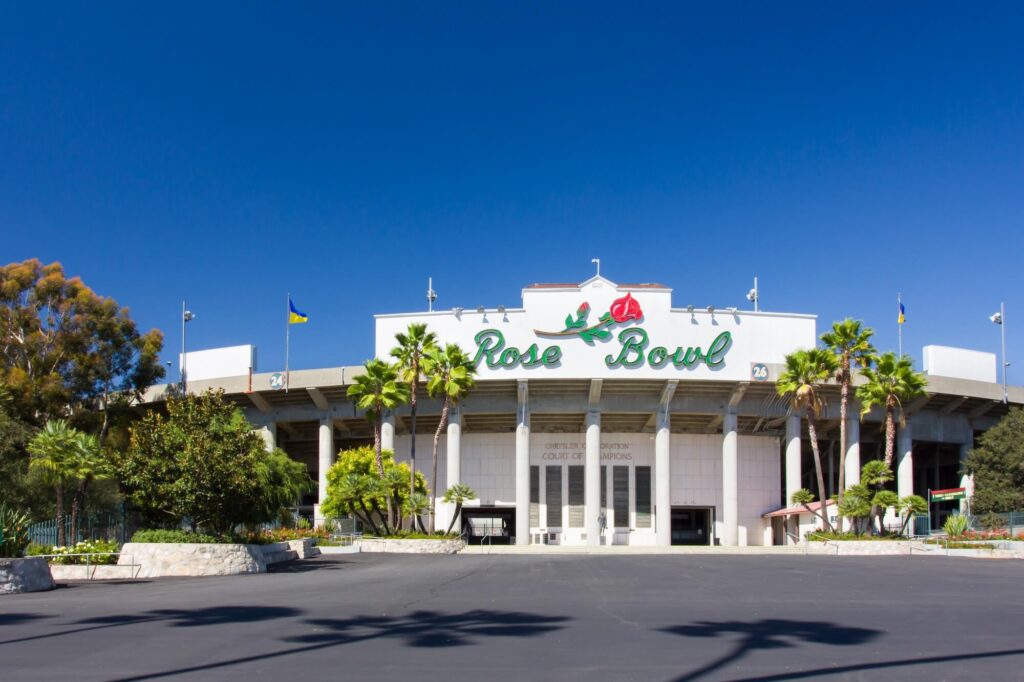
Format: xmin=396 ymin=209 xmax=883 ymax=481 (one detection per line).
xmin=820 ymin=319 xmax=875 ymax=513
xmin=423 ymin=343 xmax=477 ymax=532
xmin=390 ymin=323 xmax=438 ymax=514
xmin=777 ymin=348 xmax=839 ymax=532
xmin=856 ymin=352 xmax=928 ymax=468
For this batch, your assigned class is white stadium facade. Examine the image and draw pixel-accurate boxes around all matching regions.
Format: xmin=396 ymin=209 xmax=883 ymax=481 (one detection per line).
xmin=147 ymin=276 xmax=1022 ymax=547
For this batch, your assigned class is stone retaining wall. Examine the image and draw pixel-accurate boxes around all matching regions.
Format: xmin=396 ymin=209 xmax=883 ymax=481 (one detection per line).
xmin=0 ymin=557 xmax=56 ymax=594
xmin=49 ymin=564 xmax=139 ymax=581
xmin=355 ymin=538 xmax=464 ymax=554
xmin=119 ymin=543 xmax=267 ymax=578
xmin=807 ymin=540 xmax=1024 ymax=558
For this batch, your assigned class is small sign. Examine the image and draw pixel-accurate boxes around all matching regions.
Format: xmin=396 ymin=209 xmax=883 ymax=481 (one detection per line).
xmin=269 ymin=373 xmax=285 ymax=390
xmin=930 ymin=487 xmax=966 ymax=502
xmin=751 ymin=363 xmax=769 ymax=382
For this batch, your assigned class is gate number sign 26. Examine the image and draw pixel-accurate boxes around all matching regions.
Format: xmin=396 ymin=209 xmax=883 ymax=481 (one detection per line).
xmin=751 ymin=363 xmax=769 ymax=381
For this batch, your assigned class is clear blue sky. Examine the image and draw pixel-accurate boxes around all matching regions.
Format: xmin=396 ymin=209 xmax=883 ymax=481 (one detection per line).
xmin=3 ymin=3 xmax=1022 ymax=383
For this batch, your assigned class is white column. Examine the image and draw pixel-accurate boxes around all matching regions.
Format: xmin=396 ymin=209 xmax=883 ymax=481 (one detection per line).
xmin=259 ymin=423 xmax=277 ymax=451
xmin=515 ymin=381 xmax=530 ymax=546
xmin=897 ymin=423 xmax=914 ymax=498
xmin=722 ymin=409 xmax=739 ymax=546
xmin=959 ymin=442 xmax=973 ymax=514
xmin=381 ymin=412 xmax=395 ymax=453
xmin=785 ymin=415 xmax=801 ymax=545
xmin=655 ymin=409 xmax=671 ymax=546
xmin=585 ymin=411 xmax=601 ymax=546
xmin=845 ymin=415 xmax=861 ymax=488
xmin=446 ymin=407 xmax=461 ymax=490
xmin=315 ymin=419 xmax=335 ymax=524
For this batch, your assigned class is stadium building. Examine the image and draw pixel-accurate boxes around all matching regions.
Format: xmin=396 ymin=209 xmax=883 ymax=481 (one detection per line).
xmin=149 ymin=276 xmax=1022 ymax=546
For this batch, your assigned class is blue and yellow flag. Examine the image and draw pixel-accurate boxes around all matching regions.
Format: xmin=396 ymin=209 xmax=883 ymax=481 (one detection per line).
xmin=897 ymin=301 xmax=906 ymax=325
xmin=288 ymin=297 xmax=308 ymax=324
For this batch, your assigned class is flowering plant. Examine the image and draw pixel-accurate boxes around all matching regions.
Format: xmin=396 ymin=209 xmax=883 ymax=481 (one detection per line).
xmin=537 ymin=293 xmax=644 ymax=344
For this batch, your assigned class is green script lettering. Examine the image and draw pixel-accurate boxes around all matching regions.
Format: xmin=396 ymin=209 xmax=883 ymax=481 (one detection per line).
xmin=704 ymin=331 xmax=731 ymax=367
xmin=606 ymin=328 xmax=648 ymax=368
xmin=474 ymin=329 xmax=561 ymax=369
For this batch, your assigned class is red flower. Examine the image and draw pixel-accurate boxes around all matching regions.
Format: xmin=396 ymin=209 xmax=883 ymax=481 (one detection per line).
xmin=609 ymin=293 xmax=643 ymax=323
xmin=577 ymin=302 xmax=590 ymax=316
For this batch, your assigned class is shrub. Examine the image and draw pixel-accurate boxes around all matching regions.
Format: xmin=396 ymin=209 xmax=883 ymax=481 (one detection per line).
xmin=978 ymin=512 xmax=1007 ymax=531
xmin=49 ymin=539 xmax=120 ymax=565
xmin=943 ymin=514 xmax=970 ymax=538
xmin=130 ymin=529 xmax=225 ymax=544
xmin=0 ymin=504 xmax=31 ymax=558
xmin=25 ymin=542 xmax=54 ymax=557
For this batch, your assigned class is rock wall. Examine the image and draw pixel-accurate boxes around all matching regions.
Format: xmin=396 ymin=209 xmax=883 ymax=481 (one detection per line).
xmin=0 ymin=557 xmax=56 ymax=594
xmin=356 ymin=538 xmax=464 ymax=554
xmin=118 ymin=543 xmax=267 ymax=578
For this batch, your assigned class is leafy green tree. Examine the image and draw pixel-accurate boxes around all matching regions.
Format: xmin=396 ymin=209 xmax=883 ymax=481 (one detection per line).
xmin=390 ymin=323 xmax=438 ymax=511
xmin=0 ymin=384 xmax=34 ymax=516
xmin=423 ymin=343 xmax=477 ymax=532
xmin=0 ymin=259 xmax=164 ymax=430
xmin=898 ymin=495 xmax=928 ymax=535
xmin=857 ymin=352 xmax=927 ymax=468
xmin=321 ymin=445 xmax=427 ymax=535
xmin=839 ymin=460 xmax=896 ymax=534
xmin=821 ymin=319 xmax=875 ymax=514
xmin=27 ymin=420 xmax=82 ymax=546
xmin=117 ymin=390 xmax=311 ymax=533
xmin=963 ymin=408 xmax=1024 ymax=514
xmin=778 ymin=349 xmax=839 ymax=531
xmin=443 ymin=483 xmax=477 ymax=535
xmin=346 ymin=359 xmax=410 ymax=478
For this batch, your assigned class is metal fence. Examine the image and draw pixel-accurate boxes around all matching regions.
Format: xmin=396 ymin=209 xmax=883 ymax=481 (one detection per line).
xmin=966 ymin=511 xmax=1024 ymax=535
xmin=27 ymin=506 xmax=128 ymax=547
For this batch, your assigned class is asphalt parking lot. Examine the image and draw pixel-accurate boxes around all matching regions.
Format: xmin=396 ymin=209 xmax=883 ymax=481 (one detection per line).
xmin=3 ymin=553 xmax=1023 ymax=681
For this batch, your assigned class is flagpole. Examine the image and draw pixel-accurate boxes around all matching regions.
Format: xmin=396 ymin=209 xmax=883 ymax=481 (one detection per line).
xmin=897 ymin=293 xmax=903 ymax=357
xmin=285 ymin=292 xmax=291 ymax=393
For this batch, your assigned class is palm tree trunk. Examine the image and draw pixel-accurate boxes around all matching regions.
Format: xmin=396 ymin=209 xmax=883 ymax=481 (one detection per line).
xmin=55 ymin=483 xmax=66 ymax=547
xmin=446 ymin=503 xmax=462 ymax=535
xmin=883 ymin=404 xmax=896 ymax=468
xmin=837 ymin=359 xmax=850 ymax=524
xmin=373 ymin=412 xmax=385 ymax=477
xmin=409 ymin=362 xmax=418 ymax=510
xmin=429 ymin=398 xmax=451 ymax=533
xmin=806 ymin=409 xmax=833 ymax=532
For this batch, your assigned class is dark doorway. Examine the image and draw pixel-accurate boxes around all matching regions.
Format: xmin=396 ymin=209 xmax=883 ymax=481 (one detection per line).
xmin=671 ymin=507 xmax=711 ymax=546
xmin=461 ymin=507 xmax=515 ymax=545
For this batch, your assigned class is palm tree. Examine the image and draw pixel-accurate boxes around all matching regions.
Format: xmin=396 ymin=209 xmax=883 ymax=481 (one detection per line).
xmin=347 ymin=360 xmax=410 ymax=527
xmin=423 ymin=343 xmax=477 ymax=532
xmin=856 ymin=352 xmax=928 ymax=468
xmin=406 ymin=492 xmax=431 ymax=533
xmin=777 ymin=348 xmax=839 ymax=532
xmin=68 ymin=432 xmax=110 ymax=544
xmin=27 ymin=420 xmax=81 ymax=547
xmin=443 ymin=483 xmax=477 ymax=535
xmin=346 ymin=359 xmax=410 ymax=477
xmin=820 ymin=319 xmax=875 ymax=514
xmin=390 ymin=323 xmax=438 ymax=517
xmin=898 ymin=494 xmax=928 ymax=535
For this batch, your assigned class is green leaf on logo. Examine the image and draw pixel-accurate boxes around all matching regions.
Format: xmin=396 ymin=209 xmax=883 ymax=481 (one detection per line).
xmin=565 ymin=314 xmax=574 ymax=329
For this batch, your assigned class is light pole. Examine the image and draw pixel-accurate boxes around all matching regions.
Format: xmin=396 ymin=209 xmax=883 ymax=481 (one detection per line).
xmin=990 ymin=303 xmax=1007 ymax=403
xmin=180 ymin=301 xmax=195 ymax=393
xmin=746 ymin=276 xmax=759 ymax=312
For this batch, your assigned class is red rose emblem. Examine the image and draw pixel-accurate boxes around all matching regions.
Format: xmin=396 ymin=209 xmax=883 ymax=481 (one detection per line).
xmin=609 ymin=293 xmax=642 ymax=323
xmin=577 ymin=302 xmax=590 ymax=316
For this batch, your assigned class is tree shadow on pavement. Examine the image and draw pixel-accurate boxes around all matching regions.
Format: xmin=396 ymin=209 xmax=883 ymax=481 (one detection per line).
xmin=267 ymin=557 xmax=351 ymax=573
xmin=111 ymin=609 xmax=570 ymax=681
xmin=659 ymin=619 xmax=881 ymax=682
xmin=0 ymin=605 xmax=301 ymax=647
xmin=0 ymin=613 xmax=52 ymax=626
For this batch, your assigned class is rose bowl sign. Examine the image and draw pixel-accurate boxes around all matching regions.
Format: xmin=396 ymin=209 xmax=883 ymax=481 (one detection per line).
xmin=374 ymin=276 xmax=817 ymax=381
xmin=473 ymin=293 xmax=731 ymax=371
